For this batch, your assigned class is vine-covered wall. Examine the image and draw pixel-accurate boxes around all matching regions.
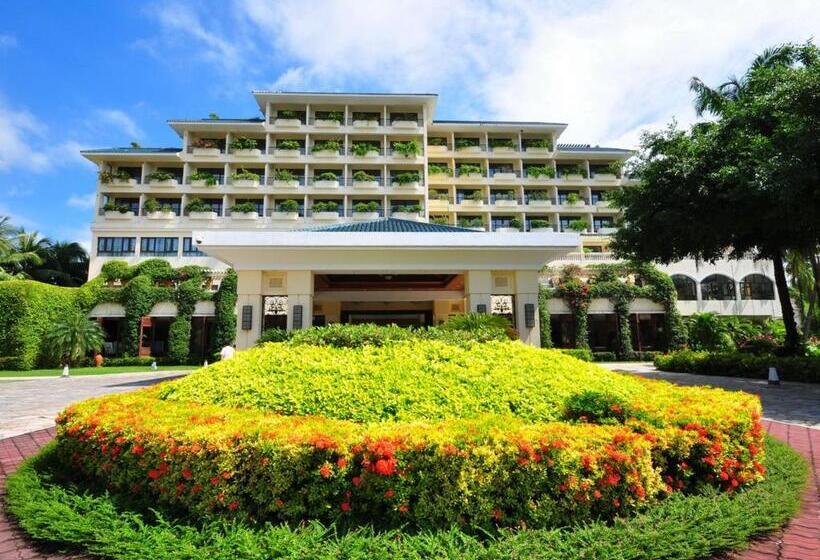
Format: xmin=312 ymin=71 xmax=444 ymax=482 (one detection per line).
xmin=0 ymin=259 xmax=238 ymax=370
xmin=538 ymin=262 xmax=686 ymax=357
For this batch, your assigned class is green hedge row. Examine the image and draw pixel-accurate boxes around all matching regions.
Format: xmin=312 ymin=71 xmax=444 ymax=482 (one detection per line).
xmin=654 ymin=350 xmax=820 ymax=383
xmin=0 ymin=280 xmax=100 ymax=369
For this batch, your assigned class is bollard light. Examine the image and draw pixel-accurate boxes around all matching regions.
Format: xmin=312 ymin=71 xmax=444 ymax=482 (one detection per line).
xmin=767 ymin=366 xmax=780 ymax=385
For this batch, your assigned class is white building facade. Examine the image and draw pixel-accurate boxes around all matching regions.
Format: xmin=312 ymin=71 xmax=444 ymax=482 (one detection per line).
xmin=82 ymin=91 xmax=781 ymax=352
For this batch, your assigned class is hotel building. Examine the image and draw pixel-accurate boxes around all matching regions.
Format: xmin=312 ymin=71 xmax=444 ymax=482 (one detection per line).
xmin=81 ymin=91 xmax=781 ymax=355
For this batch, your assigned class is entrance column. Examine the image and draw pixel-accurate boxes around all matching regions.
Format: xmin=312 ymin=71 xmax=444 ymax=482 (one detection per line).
xmin=286 ymin=270 xmax=314 ymax=331
xmin=515 ymin=270 xmax=541 ymax=347
xmin=235 ymin=270 xmax=263 ymax=350
xmin=464 ymin=270 xmax=492 ymax=314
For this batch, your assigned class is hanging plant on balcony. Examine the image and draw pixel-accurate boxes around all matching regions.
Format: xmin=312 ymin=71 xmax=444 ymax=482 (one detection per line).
xmin=184 ymin=198 xmax=211 ymax=213
xmin=431 ymin=215 xmax=449 ymax=225
xmin=561 ymin=164 xmax=586 ymax=178
xmin=524 ymin=138 xmax=553 ymax=150
xmin=312 ymin=140 xmax=342 ymax=153
xmin=392 ymin=140 xmax=421 ymax=157
xmin=526 ymin=165 xmax=555 ymax=179
xmin=529 ymin=219 xmax=551 ymax=229
xmin=489 ymin=138 xmax=515 ymax=149
xmin=494 ymin=190 xmax=516 ymax=200
xmin=454 ymin=138 xmax=479 ymax=150
xmin=277 ymin=139 xmax=301 ymax=151
xmin=458 ymin=217 xmax=483 ymax=228
xmin=317 ymin=111 xmax=344 ymax=124
xmin=103 ymin=201 xmax=129 ymax=214
xmin=567 ymin=219 xmax=589 ymax=232
xmin=312 ymin=201 xmax=339 ymax=212
xmin=229 ymin=137 xmax=258 ymax=151
xmin=98 ymin=169 xmax=133 ymax=184
xmin=352 ymin=170 xmax=376 ymax=182
xmin=230 ymin=202 xmax=257 ymax=214
xmin=467 ymin=190 xmax=485 ymax=202
xmin=566 ymin=192 xmax=581 ymax=204
xmin=428 ymin=163 xmax=452 ymax=176
xmin=393 ymin=171 xmax=420 ymax=184
xmin=142 ymin=199 xmax=161 ymax=213
xmin=273 ymin=169 xmax=298 ymax=181
xmin=458 ymin=163 xmax=483 ymax=176
xmin=605 ymin=161 xmax=624 ymax=177
xmin=352 ymin=143 xmax=380 ymax=156
xmin=430 ymin=190 xmax=450 ymax=200
xmin=527 ymin=190 xmax=551 ymax=200
xmin=394 ymin=204 xmax=422 ymax=213
xmin=146 ymin=170 xmax=175 ymax=183
xmin=231 ymin=169 xmax=260 ymax=181
xmin=277 ymin=199 xmax=299 ymax=212
xmin=190 ymin=171 xmax=217 ymax=185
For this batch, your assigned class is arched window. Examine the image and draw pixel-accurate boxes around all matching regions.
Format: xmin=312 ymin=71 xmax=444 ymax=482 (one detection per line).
xmin=671 ymin=275 xmax=697 ymax=300
xmin=739 ymin=274 xmax=775 ymax=300
xmin=701 ymin=274 xmax=736 ymax=300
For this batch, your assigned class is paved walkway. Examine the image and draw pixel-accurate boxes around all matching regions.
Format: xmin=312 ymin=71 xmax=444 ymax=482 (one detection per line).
xmin=0 ymin=371 xmax=188 ymax=439
xmin=0 ymin=422 xmax=816 ymax=559
xmin=601 ymin=363 xmax=820 ymax=429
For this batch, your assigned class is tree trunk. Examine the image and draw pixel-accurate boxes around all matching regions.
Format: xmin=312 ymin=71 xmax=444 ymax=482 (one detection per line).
xmin=772 ymin=249 xmax=800 ymax=353
xmin=806 ymin=252 xmax=820 ymax=338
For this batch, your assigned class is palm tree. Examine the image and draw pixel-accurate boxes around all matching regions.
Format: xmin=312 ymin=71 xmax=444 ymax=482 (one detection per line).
xmin=43 ymin=311 xmax=104 ymax=366
xmin=33 ymin=241 xmax=89 ymax=286
xmin=0 ymin=231 xmax=44 ymax=276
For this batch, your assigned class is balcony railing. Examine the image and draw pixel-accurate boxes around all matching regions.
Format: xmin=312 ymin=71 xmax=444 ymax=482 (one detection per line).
xmin=345 ymin=147 xmax=385 ymax=156
xmin=268 ymin=146 xmax=306 ymax=155
xmin=345 ymin=208 xmax=385 ymax=218
xmin=266 ymin=175 xmax=306 ymax=186
xmin=186 ymin=146 xmax=226 ymax=154
xmin=345 ymin=177 xmax=385 ymax=186
xmin=489 ymin=169 xmax=520 ymax=178
xmin=187 ymin=174 xmax=225 ymax=185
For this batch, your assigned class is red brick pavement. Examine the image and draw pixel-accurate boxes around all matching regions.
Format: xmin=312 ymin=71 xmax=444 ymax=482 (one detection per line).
xmin=0 ymin=423 xmax=817 ymax=560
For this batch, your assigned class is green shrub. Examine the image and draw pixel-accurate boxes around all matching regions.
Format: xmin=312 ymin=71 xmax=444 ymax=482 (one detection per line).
xmin=352 ymin=143 xmax=379 ymax=156
xmin=317 ymin=171 xmax=339 ymax=181
xmin=391 ymin=140 xmax=421 ymax=157
xmin=592 ymin=351 xmax=617 ymax=361
xmin=654 ymin=350 xmax=820 ymax=383
xmin=563 ymin=390 xmax=632 ymax=424
xmin=230 ymin=202 xmax=257 ymax=214
xmin=312 ymin=140 xmax=341 ymax=153
xmin=687 ymin=312 xmax=735 ymax=351
xmin=439 ymin=312 xmax=517 ymax=340
xmin=428 ymin=163 xmax=452 ymax=176
xmin=392 ymin=171 xmax=420 ymax=184
xmin=459 ymin=163 xmax=483 ymax=176
xmin=352 ymin=170 xmax=376 ymax=182
xmin=146 ymin=170 xmax=175 ymax=182
xmin=230 ymin=169 xmax=260 ymax=181
xmin=277 ymin=199 xmax=299 ymax=212
xmin=229 ymin=137 xmax=258 ymax=151
xmin=559 ymin=348 xmax=593 ymax=361
xmin=353 ymin=201 xmax=379 ymax=213
xmin=526 ymin=165 xmax=555 ymax=179
xmin=258 ymin=327 xmax=289 ymax=344
xmin=276 ymin=140 xmax=301 ymax=150
xmin=190 ymin=171 xmax=217 ymax=185
xmin=273 ymin=169 xmax=297 ymax=181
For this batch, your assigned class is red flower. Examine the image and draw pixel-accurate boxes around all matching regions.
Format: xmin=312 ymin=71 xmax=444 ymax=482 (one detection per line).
xmin=336 ymin=457 xmax=347 ymax=469
xmin=384 ymin=489 xmax=395 ymax=498
xmin=319 ymin=464 xmax=332 ymax=478
xmin=352 ymin=476 xmax=362 ymax=487
xmin=228 ymin=500 xmax=240 ymax=511
xmin=493 ymin=509 xmax=503 ymax=521
xmin=148 ymin=469 xmax=161 ymax=479
xmin=182 ymin=468 xmax=193 ymax=480
xmin=373 ymin=458 xmax=396 ymax=476
xmin=398 ymin=504 xmax=409 ymax=513
xmin=340 ymin=502 xmax=351 ymax=512
xmin=132 ymin=444 xmax=145 ymax=455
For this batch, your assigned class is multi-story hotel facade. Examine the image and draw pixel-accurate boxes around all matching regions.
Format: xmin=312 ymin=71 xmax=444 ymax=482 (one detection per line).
xmin=82 ymin=91 xmax=782 ymax=355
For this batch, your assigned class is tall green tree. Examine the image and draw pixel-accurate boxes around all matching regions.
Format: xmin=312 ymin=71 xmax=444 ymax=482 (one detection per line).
xmin=0 ymin=216 xmax=89 ymax=285
xmin=612 ymin=42 xmax=819 ymax=353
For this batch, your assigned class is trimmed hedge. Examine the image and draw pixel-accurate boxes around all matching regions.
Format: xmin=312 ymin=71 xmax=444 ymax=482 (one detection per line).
xmin=57 ymin=340 xmax=765 ymax=531
xmin=286 ymin=322 xmax=509 ymax=348
xmin=654 ymin=350 xmax=820 ymax=383
xmin=0 ymin=280 xmax=101 ymax=369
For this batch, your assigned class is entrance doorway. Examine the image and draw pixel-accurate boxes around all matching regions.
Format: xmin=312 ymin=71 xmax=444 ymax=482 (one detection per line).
xmin=342 ymin=310 xmax=432 ymax=327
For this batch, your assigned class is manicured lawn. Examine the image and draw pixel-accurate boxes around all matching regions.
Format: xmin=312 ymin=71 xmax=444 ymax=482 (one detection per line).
xmin=0 ymin=365 xmax=193 ymax=378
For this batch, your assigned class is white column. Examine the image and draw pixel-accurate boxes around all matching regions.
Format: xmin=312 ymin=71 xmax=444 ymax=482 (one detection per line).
xmin=464 ymin=270 xmax=492 ymax=314
xmin=235 ymin=270 xmax=264 ymax=350
xmin=515 ymin=270 xmax=541 ymax=347
xmin=286 ymin=270 xmax=314 ymax=331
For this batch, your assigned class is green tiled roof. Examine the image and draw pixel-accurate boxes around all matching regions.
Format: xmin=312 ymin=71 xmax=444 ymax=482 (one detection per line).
xmin=303 ymin=218 xmax=478 ymax=233
xmin=557 ymin=143 xmax=632 ymax=153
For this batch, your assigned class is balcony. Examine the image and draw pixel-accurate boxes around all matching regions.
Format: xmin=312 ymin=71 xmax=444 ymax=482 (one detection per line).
xmin=348 ymin=175 xmax=384 ymax=189
xmin=266 ymin=174 xmax=305 ymax=188
xmin=489 ymin=169 xmax=519 ymax=182
xmin=308 ymin=175 xmax=342 ymax=189
xmin=269 ymin=112 xmax=305 ymax=128
xmin=268 ymin=145 xmax=306 ymax=158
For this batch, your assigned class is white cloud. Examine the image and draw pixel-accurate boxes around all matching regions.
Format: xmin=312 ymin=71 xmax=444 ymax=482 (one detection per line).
xmin=95 ymin=109 xmax=143 ymax=139
xmin=0 ymin=34 xmax=16 ymax=49
xmin=0 ymin=98 xmax=50 ymax=171
xmin=66 ymin=193 xmax=96 ymax=210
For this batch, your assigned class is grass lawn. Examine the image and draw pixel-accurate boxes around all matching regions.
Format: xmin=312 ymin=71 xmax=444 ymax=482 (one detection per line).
xmin=0 ymin=365 xmax=194 ymax=378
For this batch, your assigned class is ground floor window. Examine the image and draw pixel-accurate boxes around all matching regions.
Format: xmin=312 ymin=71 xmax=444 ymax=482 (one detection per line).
xmin=490 ymin=294 xmax=516 ymax=328
xmin=263 ymin=296 xmax=288 ymax=331
xmin=740 ymin=274 xmax=775 ymax=300
xmin=140 ymin=237 xmax=179 ymax=257
xmin=630 ymin=313 xmax=666 ymax=351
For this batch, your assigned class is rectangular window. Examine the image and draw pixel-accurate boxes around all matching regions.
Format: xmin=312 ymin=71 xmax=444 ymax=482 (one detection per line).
xmin=182 ymin=237 xmax=205 ymax=257
xmin=97 ymin=237 xmax=136 ymax=256
xmin=140 ymin=237 xmax=179 ymax=256
xmin=593 ymin=217 xmax=614 ymax=230
xmin=590 ymin=190 xmax=606 ymax=204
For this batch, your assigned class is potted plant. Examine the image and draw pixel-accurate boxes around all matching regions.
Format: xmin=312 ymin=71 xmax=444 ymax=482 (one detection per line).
xmin=192 ymin=138 xmax=221 ymax=156
xmin=525 ymin=165 xmax=555 ymax=180
xmin=143 ymin=198 xmax=175 ymax=219
xmin=313 ymin=110 xmax=344 ymax=128
xmin=430 ymin=215 xmax=450 ymax=225
xmin=271 ymin=199 xmax=300 ymax=220
xmin=390 ymin=113 xmax=418 ymax=128
xmin=455 ymin=138 xmax=481 ymax=152
xmin=146 ymin=170 xmax=178 ymax=186
xmin=185 ymin=198 xmax=217 ymax=220
xmin=561 ymin=164 xmax=586 ymax=180
xmin=460 ymin=190 xmax=485 ymax=206
xmin=567 ymin=219 xmax=589 ymax=232
xmin=230 ymin=137 xmax=261 ymax=157
xmin=230 ymin=201 xmax=259 ymax=220
xmin=593 ymin=161 xmax=622 ymax=180
xmin=428 ymin=190 xmax=450 ymax=207
xmin=458 ymin=217 xmax=484 ymax=230
xmin=230 ymin=169 xmax=261 ymax=187
xmin=392 ymin=204 xmax=422 ymax=220
xmin=493 ymin=190 xmax=517 ymax=207
xmin=529 ymin=218 xmax=552 ymax=232
xmin=524 ymin=138 xmax=553 ymax=153
xmin=190 ymin=171 xmax=217 ymax=187
xmin=496 ymin=217 xmax=522 ymax=233
xmin=352 ymin=201 xmax=380 ymax=220
xmin=427 ymin=137 xmax=449 ymax=152
xmin=351 ymin=112 xmax=380 ymax=128
xmin=275 ymin=139 xmax=302 ymax=157
xmin=103 ymin=201 xmax=133 ymax=218
xmin=457 ymin=163 xmax=483 ymax=179
xmin=351 ymin=142 xmax=380 ymax=158
xmin=391 ymin=171 xmax=420 ymax=188
xmin=564 ymin=192 xmax=585 ymax=206
xmin=312 ymin=201 xmax=340 ymax=220
xmin=274 ymin=110 xmax=302 ymax=127
xmin=352 ymin=170 xmax=379 ymax=188
xmin=99 ymin=169 xmax=136 ymax=185
xmin=526 ymin=189 xmax=552 ymax=206
xmin=391 ymin=140 xmax=421 ymax=158
xmin=314 ymin=171 xmax=340 ymax=188
xmin=489 ymin=138 xmax=516 ymax=152
xmin=273 ymin=169 xmax=300 ymax=188
xmin=311 ymin=139 xmax=342 ymax=157
xmin=427 ymin=163 xmax=452 ymax=178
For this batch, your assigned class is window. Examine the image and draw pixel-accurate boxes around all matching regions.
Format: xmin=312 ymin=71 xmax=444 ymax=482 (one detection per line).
xmin=234 ymin=199 xmax=264 ymax=215
xmin=593 ymin=217 xmax=614 ymax=231
xmin=263 ymin=295 xmax=288 ymax=330
xmin=701 ymin=274 xmax=735 ymax=301
xmin=671 ymin=274 xmax=697 ymax=301
xmin=182 ymin=237 xmax=204 ymax=257
xmin=156 ymin=198 xmax=181 ymax=215
xmin=590 ymin=190 xmax=607 ymax=204
xmin=109 ymin=197 xmax=139 ymax=214
xmin=559 ymin=216 xmax=582 ymax=231
xmin=97 ymin=237 xmax=136 ymax=256
xmin=740 ymin=274 xmax=775 ymax=300
xmin=140 ymin=237 xmax=179 ymax=256
xmin=490 ymin=294 xmax=515 ymax=328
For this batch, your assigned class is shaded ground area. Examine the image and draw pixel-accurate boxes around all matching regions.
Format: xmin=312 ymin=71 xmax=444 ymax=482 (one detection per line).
xmin=601 ymin=362 xmax=820 ymax=429
xmin=0 ymin=371 xmax=189 ymax=439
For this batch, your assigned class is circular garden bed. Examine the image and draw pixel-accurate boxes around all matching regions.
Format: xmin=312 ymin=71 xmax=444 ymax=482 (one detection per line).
xmin=5 ymin=338 xmax=809 ymax=559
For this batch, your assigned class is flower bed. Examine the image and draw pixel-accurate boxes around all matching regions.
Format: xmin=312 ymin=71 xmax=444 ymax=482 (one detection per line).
xmin=55 ymin=340 xmax=765 ymax=531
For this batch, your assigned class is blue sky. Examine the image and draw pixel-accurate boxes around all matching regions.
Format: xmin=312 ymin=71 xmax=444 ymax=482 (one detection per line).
xmin=1 ymin=0 xmax=818 ymax=249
